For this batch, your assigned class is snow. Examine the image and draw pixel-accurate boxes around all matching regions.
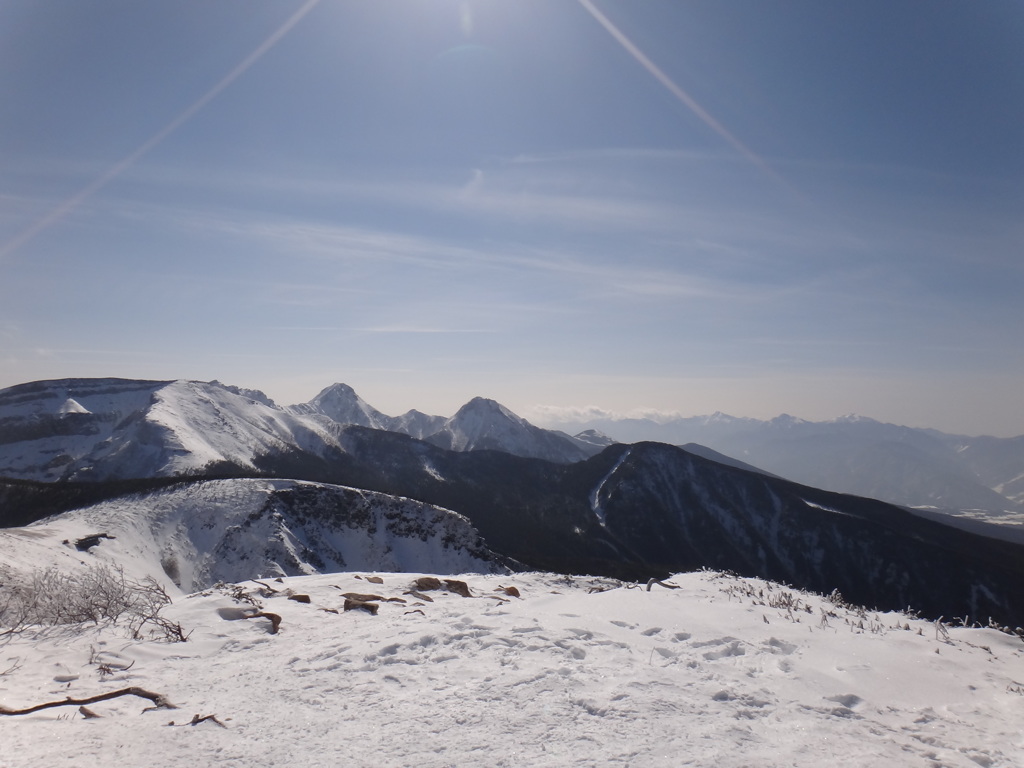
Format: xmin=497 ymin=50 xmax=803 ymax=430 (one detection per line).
xmin=57 ymin=398 xmax=90 ymax=415
xmin=589 ymin=446 xmax=633 ymax=527
xmin=0 ymin=379 xmax=344 ymax=481
xmin=2 ymin=570 xmax=1022 ymax=767
xmin=0 ymin=478 xmax=503 ymax=594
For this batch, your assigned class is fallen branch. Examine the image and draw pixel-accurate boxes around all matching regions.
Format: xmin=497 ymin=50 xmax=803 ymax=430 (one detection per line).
xmin=169 ymin=713 xmax=226 ymax=728
xmin=645 ymin=579 xmax=680 ymax=592
xmin=0 ymin=687 xmax=177 ymax=716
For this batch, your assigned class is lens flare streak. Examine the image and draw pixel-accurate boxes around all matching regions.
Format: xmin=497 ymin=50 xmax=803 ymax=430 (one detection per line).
xmin=0 ymin=0 xmax=323 ymax=261
xmin=576 ymin=0 xmax=793 ymax=194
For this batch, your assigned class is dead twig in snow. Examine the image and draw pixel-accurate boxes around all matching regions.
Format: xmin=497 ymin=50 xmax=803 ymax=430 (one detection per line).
xmin=646 ymin=579 xmax=680 ymax=592
xmin=0 ymin=687 xmax=177 ymax=716
xmin=168 ymin=713 xmax=227 ymax=728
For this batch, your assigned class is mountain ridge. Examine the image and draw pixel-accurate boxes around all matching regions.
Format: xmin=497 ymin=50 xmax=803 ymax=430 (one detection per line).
xmin=539 ymin=410 xmax=1024 ymax=513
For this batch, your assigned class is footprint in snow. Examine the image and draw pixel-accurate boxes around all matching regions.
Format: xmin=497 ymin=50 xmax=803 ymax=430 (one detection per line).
xmin=762 ymin=637 xmax=797 ymax=655
xmin=825 ymin=693 xmax=862 ymax=709
xmin=701 ymin=639 xmax=747 ymax=661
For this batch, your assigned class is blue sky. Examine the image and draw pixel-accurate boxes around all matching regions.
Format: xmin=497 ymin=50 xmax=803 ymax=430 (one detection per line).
xmin=1 ymin=1 xmax=1022 ymax=435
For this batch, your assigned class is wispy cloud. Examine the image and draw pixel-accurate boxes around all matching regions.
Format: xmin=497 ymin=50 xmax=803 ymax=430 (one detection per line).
xmin=355 ymin=326 xmax=498 ymax=334
xmin=0 ymin=0 xmax=322 ymax=261
xmin=265 ymin=325 xmax=497 ymax=334
xmin=97 ymin=198 xmax=782 ymax=304
xmin=526 ymin=403 xmax=688 ymax=425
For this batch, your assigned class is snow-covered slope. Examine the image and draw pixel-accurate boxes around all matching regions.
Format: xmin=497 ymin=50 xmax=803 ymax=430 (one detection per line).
xmin=0 ymin=379 xmax=341 ymax=482
xmin=0 ymin=478 xmax=506 ymax=593
xmin=1 ymin=569 xmax=1021 ymax=767
xmin=288 ymin=382 xmax=392 ymax=430
xmin=386 ymin=408 xmax=447 ymax=439
xmin=424 ymin=397 xmax=599 ymax=463
xmin=573 ymin=428 xmax=618 ymax=448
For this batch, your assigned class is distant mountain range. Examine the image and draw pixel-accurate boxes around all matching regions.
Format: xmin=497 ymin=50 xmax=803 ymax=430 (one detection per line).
xmin=2 ymin=377 xmax=1024 ymax=626
xmin=540 ymin=411 xmax=1024 ymax=517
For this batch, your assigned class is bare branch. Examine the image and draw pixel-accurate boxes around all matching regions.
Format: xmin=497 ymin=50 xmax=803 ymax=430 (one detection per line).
xmin=0 ymin=687 xmax=177 ymax=716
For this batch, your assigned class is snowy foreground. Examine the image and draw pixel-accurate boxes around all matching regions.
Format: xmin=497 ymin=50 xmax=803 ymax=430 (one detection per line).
xmin=2 ymin=570 xmax=1023 ymax=768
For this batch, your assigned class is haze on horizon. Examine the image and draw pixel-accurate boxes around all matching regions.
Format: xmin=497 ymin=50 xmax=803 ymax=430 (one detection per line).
xmin=1 ymin=1 xmax=1022 ymax=437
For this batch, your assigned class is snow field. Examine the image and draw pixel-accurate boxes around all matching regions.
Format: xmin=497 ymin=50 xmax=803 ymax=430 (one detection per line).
xmin=2 ymin=570 xmax=1022 ymax=767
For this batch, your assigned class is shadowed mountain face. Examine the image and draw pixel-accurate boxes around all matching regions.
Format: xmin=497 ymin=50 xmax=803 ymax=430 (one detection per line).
xmin=242 ymin=429 xmax=1024 ymax=626
xmin=5 ymin=429 xmax=1024 ymax=625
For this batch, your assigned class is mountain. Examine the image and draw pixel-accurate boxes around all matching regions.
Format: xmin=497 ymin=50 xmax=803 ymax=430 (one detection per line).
xmin=246 ymin=428 xmax=1024 ymax=625
xmin=288 ymin=382 xmax=392 ymax=429
xmin=5 ymin=377 xmax=1024 ymax=625
xmin=387 ymin=408 xmax=448 ymax=439
xmin=0 ymin=478 xmax=506 ymax=592
xmin=0 ymin=378 xmax=340 ymax=482
xmin=540 ymin=411 xmax=1024 ymax=514
xmin=0 ymin=378 xmax=591 ymax=483
xmin=572 ymin=428 xmax=618 ymax=448
xmin=951 ymin=433 xmax=1024 ymax=507
xmin=422 ymin=397 xmax=599 ymax=463
xmin=679 ymin=442 xmax=780 ymax=478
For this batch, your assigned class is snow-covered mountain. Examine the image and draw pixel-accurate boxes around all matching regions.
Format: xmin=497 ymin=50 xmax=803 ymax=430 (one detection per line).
xmin=540 ymin=411 xmax=1024 ymax=514
xmin=0 ymin=378 xmax=340 ymax=482
xmin=422 ymin=397 xmax=599 ymax=462
xmin=4 ymin=377 xmax=1024 ymax=626
xmin=0 ymin=478 xmax=506 ymax=593
xmin=4 ymin=378 xmax=1024 ymax=766
xmin=288 ymin=382 xmax=392 ymax=429
xmin=572 ymin=428 xmax=618 ymax=449
xmin=290 ymin=382 xmax=447 ymax=438
xmin=0 ymin=378 xmax=593 ymax=483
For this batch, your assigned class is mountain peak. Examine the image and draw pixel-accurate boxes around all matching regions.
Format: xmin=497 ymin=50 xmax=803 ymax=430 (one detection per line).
xmin=424 ymin=397 xmax=597 ymax=462
xmin=303 ymin=383 xmax=388 ymax=429
xmin=311 ymin=382 xmax=358 ymax=402
xmin=457 ymin=397 xmax=522 ymax=423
